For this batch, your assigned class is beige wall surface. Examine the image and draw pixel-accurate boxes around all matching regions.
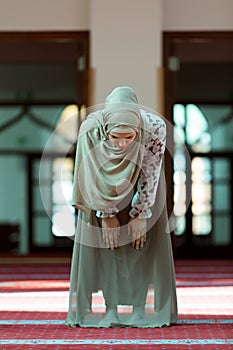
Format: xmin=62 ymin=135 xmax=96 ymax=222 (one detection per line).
xmin=0 ymin=0 xmax=89 ymax=30
xmin=89 ymin=0 xmax=162 ymax=109
xmin=162 ymin=0 xmax=233 ymax=30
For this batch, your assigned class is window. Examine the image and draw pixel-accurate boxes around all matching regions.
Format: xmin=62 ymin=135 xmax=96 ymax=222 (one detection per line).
xmin=173 ymin=104 xmax=212 ymax=236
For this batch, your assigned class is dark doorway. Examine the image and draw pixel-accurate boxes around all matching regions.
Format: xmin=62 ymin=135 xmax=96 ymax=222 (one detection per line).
xmin=163 ymin=31 xmax=233 ymax=258
xmin=0 ymin=32 xmax=89 ymax=254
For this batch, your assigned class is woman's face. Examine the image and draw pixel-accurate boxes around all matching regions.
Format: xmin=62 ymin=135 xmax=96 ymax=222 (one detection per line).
xmin=108 ymin=131 xmax=137 ymax=149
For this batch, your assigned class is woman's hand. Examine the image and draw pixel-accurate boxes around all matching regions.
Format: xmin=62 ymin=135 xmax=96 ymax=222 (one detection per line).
xmin=102 ymin=216 xmax=120 ymax=250
xmin=128 ymin=218 xmax=147 ymax=250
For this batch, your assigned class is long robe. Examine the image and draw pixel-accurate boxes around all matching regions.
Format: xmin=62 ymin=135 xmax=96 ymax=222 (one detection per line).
xmin=65 ymin=174 xmax=178 ymax=328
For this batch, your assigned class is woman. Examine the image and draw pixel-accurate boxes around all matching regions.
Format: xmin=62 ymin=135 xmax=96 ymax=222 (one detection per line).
xmin=65 ymin=86 xmax=177 ymax=327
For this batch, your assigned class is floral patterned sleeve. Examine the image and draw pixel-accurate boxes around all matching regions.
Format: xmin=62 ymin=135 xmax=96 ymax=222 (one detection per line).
xmin=129 ymin=113 xmax=166 ymax=219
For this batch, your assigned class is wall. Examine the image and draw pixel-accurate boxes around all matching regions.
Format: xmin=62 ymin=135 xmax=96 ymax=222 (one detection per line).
xmin=89 ymin=0 xmax=162 ymax=109
xmin=0 ymin=0 xmax=89 ymax=30
xmin=163 ymin=0 xmax=233 ymax=30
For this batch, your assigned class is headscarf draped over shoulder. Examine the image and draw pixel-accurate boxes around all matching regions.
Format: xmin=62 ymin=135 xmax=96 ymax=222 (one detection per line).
xmin=72 ymin=86 xmax=145 ymax=219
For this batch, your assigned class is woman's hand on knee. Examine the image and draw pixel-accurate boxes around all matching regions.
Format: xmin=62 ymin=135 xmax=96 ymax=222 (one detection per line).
xmin=128 ymin=218 xmax=147 ymax=250
xmin=102 ymin=216 xmax=120 ymax=250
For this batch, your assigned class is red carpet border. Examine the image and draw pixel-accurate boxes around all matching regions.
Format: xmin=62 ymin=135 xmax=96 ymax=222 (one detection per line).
xmin=0 ymin=258 xmax=232 ymax=349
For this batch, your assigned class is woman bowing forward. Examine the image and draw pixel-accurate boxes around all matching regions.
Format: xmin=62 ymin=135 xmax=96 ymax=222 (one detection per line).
xmin=65 ymin=86 xmax=178 ymax=328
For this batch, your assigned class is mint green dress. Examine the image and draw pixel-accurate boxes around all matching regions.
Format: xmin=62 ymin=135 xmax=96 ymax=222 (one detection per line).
xmin=65 ymin=110 xmax=178 ymax=328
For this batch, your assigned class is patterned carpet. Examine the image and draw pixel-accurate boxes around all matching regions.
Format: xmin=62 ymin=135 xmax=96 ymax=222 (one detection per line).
xmin=0 ymin=257 xmax=232 ymax=349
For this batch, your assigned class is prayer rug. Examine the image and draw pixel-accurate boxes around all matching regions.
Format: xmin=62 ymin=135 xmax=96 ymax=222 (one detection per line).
xmin=0 ymin=257 xmax=232 ymax=349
